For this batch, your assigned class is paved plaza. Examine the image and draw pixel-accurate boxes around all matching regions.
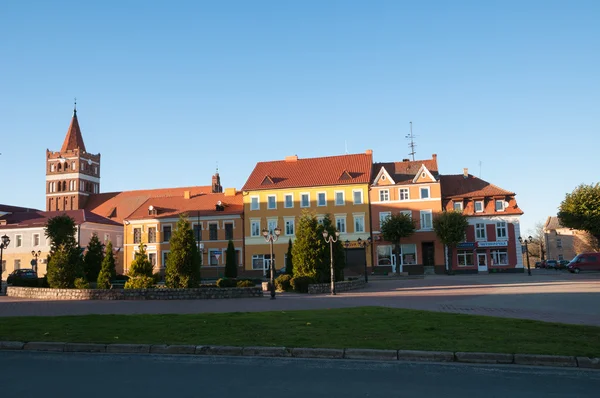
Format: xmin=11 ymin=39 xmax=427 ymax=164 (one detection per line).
xmin=1 ymin=271 xmax=599 ymax=326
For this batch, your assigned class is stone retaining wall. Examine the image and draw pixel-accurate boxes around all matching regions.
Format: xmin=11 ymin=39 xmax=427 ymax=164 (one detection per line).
xmin=308 ymin=279 xmax=366 ymax=294
xmin=6 ymin=286 xmax=263 ymax=300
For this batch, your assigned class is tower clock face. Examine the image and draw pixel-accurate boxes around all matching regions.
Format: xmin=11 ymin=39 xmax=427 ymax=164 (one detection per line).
xmin=88 ymin=159 xmax=92 ymax=165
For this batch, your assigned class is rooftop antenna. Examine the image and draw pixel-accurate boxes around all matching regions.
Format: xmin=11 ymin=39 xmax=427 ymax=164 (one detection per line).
xmin=73 ymin=97 xmax=77 ymax=116
xmin=405 ymin=121 xmax=417 ymax=161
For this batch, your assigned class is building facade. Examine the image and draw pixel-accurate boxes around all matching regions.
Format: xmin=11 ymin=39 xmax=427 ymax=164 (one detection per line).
xmin=440 ymin=170 xmax=524 ymax=273
xmin=543 ymin=216 xmax=597 ymax=262
xmin=242 ymin=152 xmax=373 ymax=277
xmin=370 ymin=155 xmax=445 ymax=275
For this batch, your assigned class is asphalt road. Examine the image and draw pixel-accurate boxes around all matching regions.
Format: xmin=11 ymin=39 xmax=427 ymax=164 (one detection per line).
xmin=1 ymin=351 xmax=598 ymax=398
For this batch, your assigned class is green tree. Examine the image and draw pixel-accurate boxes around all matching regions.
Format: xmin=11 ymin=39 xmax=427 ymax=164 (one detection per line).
xmin=47 ymin=245 xmax=80 ymax=288
xmin=83 ymin=233 xmax=104 ymax=282
xmin=165 ymin=214 xmax=201 ymax=288
xmin=558 ymin=183 xmax=600 ymax=242
xmin=225 ymin=240 xmax=237 ymax=278
xmin=45 ymin=214 xmax=83 ymax=284
xmin=129 ymin=242 xmax=153 ymax=277
xmin=317 ymin=215 xmax=345 ymax=282
xmin=432 ymin=211 xmax=469 ymax=274
xmin=97 ymin=241 xmax=117 ymax=289
xmin=45 ymin=214 xmax=78 ymax=253
xmin=291 ymin=211 xmax=322 ymax=279
xmin=380 ymin=213 xmax=416 ymax=274
xmin=285 ymin=239 xmax=293 ymax=276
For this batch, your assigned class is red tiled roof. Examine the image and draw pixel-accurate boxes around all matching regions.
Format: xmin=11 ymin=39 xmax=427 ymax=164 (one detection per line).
xmin=440 ymin=174 xmax=515 ymax=198
xmin=0 ymin=210 xmax=121 ymax=230
xmin=242 ymin=152 xmax=373 ymax=191
xmin=0 ymin=204 xmax=40 ymax=213
xmin=84 ymin=186 xmax=213 ymax=223
xmin=373 ymin=156 xmax=439 ymax=184
xmin=126 ymin=191 xmax=244 ymax=220
xmin=61 ymin=111 xmax=86 ymax=152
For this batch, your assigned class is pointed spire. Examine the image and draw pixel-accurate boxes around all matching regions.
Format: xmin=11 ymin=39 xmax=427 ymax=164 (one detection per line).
xmin=61 ymin=100 xmax=86 ymax=152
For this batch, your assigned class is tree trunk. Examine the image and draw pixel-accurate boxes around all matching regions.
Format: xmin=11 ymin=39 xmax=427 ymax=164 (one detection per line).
xmin=447 ymin=245 xmax=453 ymax=274
xmin=395 ymin=242 xmax=401 ymax=275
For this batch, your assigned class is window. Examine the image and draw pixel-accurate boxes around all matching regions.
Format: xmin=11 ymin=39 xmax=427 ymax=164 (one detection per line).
xmin=457 ymin=250 xmax=474 ymax=267
xmin=399 ymin=188 xmax=409 ymax=201
xmin=224 ymin=223 xmax=234 ymax=240
xmin=14 ymin=259 xmax=21 ymax=270
xmin=556 ymin=238 xmax=562 ymax=248
xmin=317 ymin=192 xmax=326 ymax=206
xmin=250 ymin=196 xmax=259 ymax=210
xmin=475 ymin=223 xmax=486 ymax=240
xmin=400 ymin=210 xmax=412 ymax=219
xmin=377 ymin=245 xmax=392 ymax=266
xmin=162 ymin=251 xmax=170 ymax=268
xmin=16 ymin=235 xmax=22 ymax=248
xmin=72 ymin=162 xmax=76 ymax=170
xmin=104 ymin=233 xmax=110 ymax=244
xmin=420 ymin=187 xmax=430 ymax=199
xmin=335 ymin=191 xmax=345 ymax=206
xmin=148 ymin=253 xmax=157 ymax=267
xmin=162 ymin=226 xmax=172 ymax=242
xmin=267 ymin=195 xmax=277 ymax=209
xmin=336 ymin=217 xmax=346 ymax=233
xmin=284 ymin=194 xmax=293 ymax=208
xmin=558 ymin=254 xmax=564 ymax=261
xmin=495 ymin=200 xmax=505 ymax=212
xmin=475 ymin=201 xmax=484 ymax=213
xmin=402 ymin=244 xmax=417 ymax=265
xmin=148 ymin=227 xmax=157 ymax=243
xmin=353 ymin=190 xmax=363 ymax=205
xmin=267 ymin=219 xmax=278 ymax=234
xmin=496 ymin=222 xmax=507 ymax=239
xmin=133 ymin=228 xmax=141 ymax=244
xmin=491 ymin=249 xmax=508 ymax=266
xmin=453 ymin=201 xmax=463 ymax=212
xmin=379 ymin=212 xmax=391 ymax=228
xmin=193 ymin=223 xmax=202 ymax=240
xmin=209 ymin=250 xmax=220 ymax=266
xmin=420 ymin=210 xmax=433 ymax=230
xmin=251 ymin=221 xmax=260 ymax=237
xmin=50 ymin=164 xmax=55 ymax=172
xmin=117 ymin=235 xmax=123 ymax=248
xmin=300 ymin=193 xmax=310 ymax=208
xmin=285 ymin=219 xmax=295 ymax=236
xmin=252 ymin=254 xmax=265 ymax=270
xmin=33 ymin=234 xmax=40 ymax=247
xmin=379 ymin=190 xmax=389 ymax=202
xmin=209 ymin=223 xmax=218 ymax=240
xmin=354 ymin=215 xmax=365 ymax=233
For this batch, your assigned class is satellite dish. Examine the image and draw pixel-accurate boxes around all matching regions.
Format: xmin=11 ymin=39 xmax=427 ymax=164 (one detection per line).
xmin=216 ymin=201 xmax=222 ymax=206
xmin=148 ymin=205 xmax=154 ymax=211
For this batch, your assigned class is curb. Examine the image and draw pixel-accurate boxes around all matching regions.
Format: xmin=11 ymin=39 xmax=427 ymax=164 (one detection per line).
xmin=1 ymin=341 xmax=598 ymax=370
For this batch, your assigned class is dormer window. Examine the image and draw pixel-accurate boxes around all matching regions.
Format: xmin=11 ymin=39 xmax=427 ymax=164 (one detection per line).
xmin=495 ymin=200 xmax=505 ymax=212
xmin=453 ymin=201 xmax=463 ymax=212
xmin=148 ymin=205 xmax=157 ymax=216
xmin=474 ymin=201 xmax=484 ymax=213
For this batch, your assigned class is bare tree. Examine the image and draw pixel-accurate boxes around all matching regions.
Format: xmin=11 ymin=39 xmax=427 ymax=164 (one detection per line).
xmin=573 ymin=231 xmax=600 ymax=254
xmin=527 ymin=222 xmax=546 ymax=263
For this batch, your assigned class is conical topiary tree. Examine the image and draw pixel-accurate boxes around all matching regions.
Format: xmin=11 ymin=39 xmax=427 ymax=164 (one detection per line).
xmin=83 ymin=233 xmax=104 ymax=282
xmin=129 ymin=242 xmax=153 ymax=277
xmin=165 ymin=214 xmax=201 ymax=288
xmin=47 ymin=245 xmax=79 ymax=288
xmin=45 ymin=214 xmax=84 ymax=282
xmin=285 ymin=239 xmax=293 ymax=276
xmin=291 ymin=211 xmax=321 ymax=279
xmin=97 ymin=241 xmax=117 ymax=289
xmin=225 ymin=240 xmax=237 ymax=278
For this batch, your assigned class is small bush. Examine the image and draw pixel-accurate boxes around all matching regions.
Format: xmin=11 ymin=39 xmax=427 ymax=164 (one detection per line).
xmin=74 ymin=277 xmax=90 ymax=289
xmin=275 ymin=274 xmax=293 ymax=291
xmin=216 ymin=278 xmax=237 ymax=288
xmin=152 ymin=272 xmax=163 ymax=284
xmin=290 ymin=276 xmax=315 ymax=293
xmin=236 ymin=280 xmax=255 ymax=288
xmin=124 ymin=276 xmax=155 ymax=289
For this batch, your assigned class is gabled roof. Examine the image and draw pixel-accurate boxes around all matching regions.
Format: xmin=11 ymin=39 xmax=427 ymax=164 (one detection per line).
xmin=440 ymin=174 xmax=515 ymax=198
xmin=0 ymin=210 xmax=121 ymax=230
xmin=61 ymin=109 xmax=86 ymax=152
xmin=372 ymin=155 xmax=439 ymax=185
xmin=545 ymin=216 xmax=565 ymax=231
xmin=0 ymin=204 xmax=40 ymax=214
xmin=412 ymin=164 xmax=437 ymax=183
xmin=126 ymin=191 xmax=244 ymax=221
xmin=84 ymin=186 xmax=212 ymax=223
xmin=242 ymin=152 xmax=373 ymax=191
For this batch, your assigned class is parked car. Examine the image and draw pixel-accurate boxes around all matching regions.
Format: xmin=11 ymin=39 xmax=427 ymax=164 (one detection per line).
xmin=558 ymin=260 xmax=570 ymax=270
xmin=545 ymin=260 xmax=559 ymax=270
xmin=535 ymin=261 xmax=542 ymax=268
xmin=567 ymin=253 xmax=600 ymax=274
xmin=6 ymin=269 xmax=38 ymax=285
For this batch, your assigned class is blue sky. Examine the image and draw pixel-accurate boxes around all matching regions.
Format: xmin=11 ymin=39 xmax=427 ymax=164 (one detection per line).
xmin=1 ymin=0 xmax=598 ymax=235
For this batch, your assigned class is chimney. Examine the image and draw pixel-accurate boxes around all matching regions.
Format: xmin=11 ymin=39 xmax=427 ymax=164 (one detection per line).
xmin=184 ymin=190 xmax=191 ymax=199
xmin=463 ymin=168 xmax=468 ymax=178
xmin=365 ymin=149 xmax=373 ymax=155
xmin=212 ymin=173 xmax=222 ymax=193
xmin=285 ymin=155 xmax=298 ymax=162
xmin=432 ymin=154 xmax=437 ymax=160
xmin=224 ymin=188 xmax=236 ymax=197
xmin=402 ymin=159 xmax=410 ymax=162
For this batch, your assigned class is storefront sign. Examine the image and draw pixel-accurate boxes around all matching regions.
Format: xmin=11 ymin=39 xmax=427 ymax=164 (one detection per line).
xmin=457 ymin=242 xmax=477 ymax=249
xmin=478 ymin=241 xmax=508 ymax=248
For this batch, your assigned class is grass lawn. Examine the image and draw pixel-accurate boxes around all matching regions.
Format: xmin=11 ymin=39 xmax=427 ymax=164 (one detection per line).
xmin=1 ymin=307 xmax=599 ymax=357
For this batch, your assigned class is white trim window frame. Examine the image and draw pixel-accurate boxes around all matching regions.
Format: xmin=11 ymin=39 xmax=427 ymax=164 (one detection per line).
xmin=491 ymin=249 xmax=509 ymax=266
xmin=162 ymin=250 xmax=170 ymax=268
xmin=250 ymin=220 xmax=261 ymax=237
xmin=335 ymin=191 xmax=345 ymax=206
xmin=250 ymin=196 xmax=260 ymax=211
xmin=474 ymin=200 xmax=484 ymax=213
xmin=379 ymin=189 xmax=390 ymax=202
xmin=252 ymin=254 xmax=265 ymax=270
xmin=267 ymin=195 xmax=277 ymax=210
xmin=475 ymin=223 xmax=486 ymax=241
xmin=400 ymin=210 xmax=412 ymax=219
xmin=317 ymin=192 xmax=327 ymax=207
xmin=399 ymin=188 xmax=410 ymax=201
xmin=420 ymin=186 xmax=430 ymax=199
xmin=208 ymin=249 xmax=220 ymax=266
xmin=162 ymin=224 xmax=173 ymax=242
xmin=335 ymin=216 xmax=347 ymax=233
xmin=495 ymin=199 xmax=505 ymax=212
xmin=419 ymin=210 xmax=433 ymax=230
xmin=352 ymin=189 xmax=363 ymax=205
xmin=496 ymin=221 xmax=508 ymax=240
xmin=453 ymin=201 xmax=463 ymax=212
xmin=15 ymin=234 xmax=22 ymax=248
xmin=354 ymin=214 xmax=365 ymax=233
xmin=267 ymin=218 xmax=278 ymax=234
xmin=284 ymin=193 xmax=294 ymax=208
xmin=300 ymin=192 xmax=310 ymax=208
xmin=284 ymin=218 xmax=295 ymax=236
xmin=379 ymin=211 xmax=391 ymax=229
xmin=32 ymin=233 xmax=40 ymax=247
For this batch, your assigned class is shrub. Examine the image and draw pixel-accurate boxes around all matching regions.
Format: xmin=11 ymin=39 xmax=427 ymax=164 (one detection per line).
xmin=236 ymin=280 xmax=255 ymax=288
xmin=152 ymin=272 xmax=163 ymax=284
xmin=124 ymin=276 xmax=155 ymax=289
xmin=275 ymin=274 xmax=293 ymax=291
xmin=74 ymin=277 xmax=90 ymax=289
xmin=216 ymin=278 xmax=237 ymax=288
xmin=290 ymin=276 xmax=315 ymax=293
xmin=47 ymin=245 xmax=81 ymax=288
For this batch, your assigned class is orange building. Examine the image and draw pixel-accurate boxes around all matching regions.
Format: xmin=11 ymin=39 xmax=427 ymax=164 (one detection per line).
xmin=370 ymin=155 xmax=445 ymax=275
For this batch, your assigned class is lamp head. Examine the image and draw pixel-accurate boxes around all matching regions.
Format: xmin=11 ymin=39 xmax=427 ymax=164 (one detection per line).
xmin=1 ymin=234 xmax=9 ymax=247
xmin=528 ymin=236 xmax=533 ymax=242
xmin=335 ymin=231 xmax=340 ymax=238
xmin=518 ymin=236 xmax=523 ymax=243
xmin=367 ymin=236 xmax=372 ymax=244
xmin=345 ymin=239 xmax=350 ymax=247
xmin=357 ymin=237 xmax=362 ymax=246
xmin=322 ymin=230 xmax=329 ymax=238
xmin=274 ymin=227 xmax=281 ymax=236
xmin=262 ymin=229 xmax=269 ymax=237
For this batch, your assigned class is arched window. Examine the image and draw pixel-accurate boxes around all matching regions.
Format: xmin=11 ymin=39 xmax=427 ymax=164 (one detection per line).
xmin=62 ymin=181 xmax=67 ymax=191
xmin=57 ymin=163 xmax=62 ymax=171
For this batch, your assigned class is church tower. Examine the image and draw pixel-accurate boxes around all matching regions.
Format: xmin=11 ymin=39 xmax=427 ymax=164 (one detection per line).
xmin=46 ymin=103 xmax=101 ymax=211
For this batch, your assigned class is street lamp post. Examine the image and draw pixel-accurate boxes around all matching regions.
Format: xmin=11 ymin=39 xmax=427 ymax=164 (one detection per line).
xmin=1 ymin=234 xmax=11 ymax=295
xmin=262 ymin=227 xmax=281 ymax=300
xmin=323 ymin=230 xmax=340 ymax=295
xmin=518 ymin=236 xmax=533 ymax=276
xmin=344 ymin=239 xmax=350 ymax=271
xmin=357 ymin=237 xmax=372 ymax=283
xmin=31 ymin=250 xmax=42 ymax=273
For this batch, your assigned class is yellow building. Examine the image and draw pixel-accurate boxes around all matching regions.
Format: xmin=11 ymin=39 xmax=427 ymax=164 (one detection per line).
xmin=241 ymin=151 xmax=374 ymax=277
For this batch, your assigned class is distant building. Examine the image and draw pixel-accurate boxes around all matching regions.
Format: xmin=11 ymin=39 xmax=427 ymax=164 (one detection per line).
xmin=543 ymin=216 xmax=596 ymax=262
